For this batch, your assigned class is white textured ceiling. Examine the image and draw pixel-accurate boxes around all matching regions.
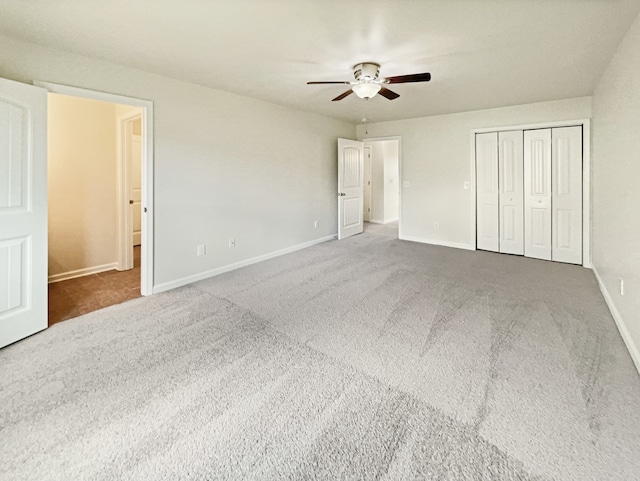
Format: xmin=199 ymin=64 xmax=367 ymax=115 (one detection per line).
xmin=0 ymin=0 xmax=638 ymax=124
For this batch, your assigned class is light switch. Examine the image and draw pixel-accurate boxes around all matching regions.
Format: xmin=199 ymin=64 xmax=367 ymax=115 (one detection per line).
xmin=464 ymin=182 xmax=470 ymax=190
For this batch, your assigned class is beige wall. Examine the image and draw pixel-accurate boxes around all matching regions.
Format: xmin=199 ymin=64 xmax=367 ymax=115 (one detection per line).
xmin=592 ymin=12 xmax=640 ymax=368
xmin=48 ymin=94 xmax=118 ymax=277
xmin=0 ymin=33 xmax=355 ymax=291
xmin=357 ymin=97 xmax=592 ymax=247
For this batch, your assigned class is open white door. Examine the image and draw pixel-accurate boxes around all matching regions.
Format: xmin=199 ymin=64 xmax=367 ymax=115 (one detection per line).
xmin=337 ymin=138 xmax=364 ymax=240
xmin=0 ymin=78 xmax=48 ymax=348
xmin=130 ymin=130 xmax=142 ymax=247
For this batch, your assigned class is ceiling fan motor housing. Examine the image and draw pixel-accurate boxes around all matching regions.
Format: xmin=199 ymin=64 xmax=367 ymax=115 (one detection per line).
xmin=353 ymin=63 xmax=380 ymax=81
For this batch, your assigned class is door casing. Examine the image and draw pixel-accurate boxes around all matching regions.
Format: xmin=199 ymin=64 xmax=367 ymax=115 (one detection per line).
xmin=35 ymin=81 xmax=155 ymax=295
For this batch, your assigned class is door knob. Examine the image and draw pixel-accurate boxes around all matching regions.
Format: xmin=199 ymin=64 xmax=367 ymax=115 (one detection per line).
xmin=129 ymin=200 xmax=134 ymax=204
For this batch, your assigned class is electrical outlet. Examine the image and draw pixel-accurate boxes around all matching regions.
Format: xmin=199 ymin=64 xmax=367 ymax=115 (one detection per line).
xmin=464 ymin=182 xmax=470 ymax=190
xmin=314 ymin=221 xmax=319 ymax=229
xmin=229 ymin=238 xmax=236 ymax=248
xmin=620 ymin=278 xmax=624 ymax=296
xmin=434 ymin=222 xmax=440 ymax=230
xmin=196 ymin=244 xmax=206 ymax=256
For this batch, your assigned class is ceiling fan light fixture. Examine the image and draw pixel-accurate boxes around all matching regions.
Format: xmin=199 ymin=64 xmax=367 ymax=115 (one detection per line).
xmin=352 ymin=83 xmax=381 ymax=99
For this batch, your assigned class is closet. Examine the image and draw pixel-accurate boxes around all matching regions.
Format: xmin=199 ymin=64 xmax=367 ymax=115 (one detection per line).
xmin=476 ymin=126 xmax=583 ymax=264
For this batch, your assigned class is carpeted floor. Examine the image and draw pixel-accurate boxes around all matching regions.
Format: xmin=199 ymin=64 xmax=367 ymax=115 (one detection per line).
xmin=1 ymin=223 xmax=639 ymax=480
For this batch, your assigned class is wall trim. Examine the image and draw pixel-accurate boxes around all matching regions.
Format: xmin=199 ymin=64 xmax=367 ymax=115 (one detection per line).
xmin=593 ymin=268 xmax=640 ymax=375
xmin=400 ymin=235 xmax=475 ymax=251
xmin=153 ymin=235 xmax=337 ymax=294
xmin=48 ymin=263 xmax=119 ymax=283
xmin=368 ymin=218 xmax=398 ymax=225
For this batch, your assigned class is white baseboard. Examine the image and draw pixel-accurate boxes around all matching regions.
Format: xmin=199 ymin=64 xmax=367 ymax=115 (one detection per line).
xmin=368 ymin=218 xmax=398 ymax=225
xmin=152 ymin=234 xmax=337 ymax=294
xmin=48 ymin=262 xmax=119 ymax=283
xmin=399 ymin=235 xmax=475 ymax=251
xmin=593 ymin=268 xmax=640 ymax=375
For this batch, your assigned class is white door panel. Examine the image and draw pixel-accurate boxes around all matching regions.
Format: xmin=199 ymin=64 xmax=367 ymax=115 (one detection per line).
xmin=0 ymin=78 xmax=48 ymax=348
xmin=552 ymin=126 xmax=582 ymax=264
xmin=524 ymin=129 xmax=552 ymax=260
xmin=338 ymin=138 xmax=364 ymax=239
xmin=130 ymin=133 xmax=142 ymax=246
xmin=476 ymin=132 xmax=499 ymax=252
xmin=498 ymin=131 xmax=524 ymax=255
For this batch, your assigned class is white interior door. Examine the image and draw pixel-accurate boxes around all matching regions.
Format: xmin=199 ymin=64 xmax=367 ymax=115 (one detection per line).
xmin=130 ymin=131 xmax=142 ymax=246
xmin=552 ymin=126 xmax=582 ymax=264
xmin=0 ymin=78 xmax=48 ymax=348
xmin=338 ymin=138 xmax=364 ymax=240
xmin=498 ymin=130 xmax=524 ymax=255
xmin=363 ymin=145 xmax=371 ymax=222
xmin=476 ymin=132 xmax=499 ymax=252
xmin=524 ymin=128 xmax=552 ymax=260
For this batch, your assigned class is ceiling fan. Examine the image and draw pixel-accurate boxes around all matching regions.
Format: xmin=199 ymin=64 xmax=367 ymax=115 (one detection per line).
xmin=307 ymin=62 xmax=431 ymax=101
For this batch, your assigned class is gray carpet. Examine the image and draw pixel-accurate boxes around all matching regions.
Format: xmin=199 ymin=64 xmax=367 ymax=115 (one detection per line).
xmin=1 ymin=223 xmax=639 ymax=480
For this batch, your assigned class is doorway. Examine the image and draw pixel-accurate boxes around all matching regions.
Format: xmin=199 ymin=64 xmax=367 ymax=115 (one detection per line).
xmin=37 ymin=82 xmax=154 ymax=325
xmin=337 ymin=136 xmax=401 ymax=241
xmin=363 ymin=138 xmax=400 ymax=237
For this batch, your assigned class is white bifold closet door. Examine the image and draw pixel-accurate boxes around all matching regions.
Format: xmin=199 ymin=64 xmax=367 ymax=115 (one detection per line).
xmin=551 ymin=126 xmax=582 ymax=264
xmin=524 ymin=127 xmax=583 ymax=263
xmin=498 ymin=131 xmax=524 ymax=255
xmin=524 ymin=129 xmax=552 ymax=260
xmin=476 ymin=132 xmax=499 ymax=252
xmin=479 ymin=126 xmax=582 ymax=264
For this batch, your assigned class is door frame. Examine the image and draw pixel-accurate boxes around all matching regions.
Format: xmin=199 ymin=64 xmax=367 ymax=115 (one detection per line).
xmin=357 ymin=136 xmax=403 ymax=235
xmin=469 ymin=119 xmax=591 ymax=268
xmin=34 ymin=81 xmax=155 ymax=295
xmin=116 ymin=111 xmax=142 ymax=272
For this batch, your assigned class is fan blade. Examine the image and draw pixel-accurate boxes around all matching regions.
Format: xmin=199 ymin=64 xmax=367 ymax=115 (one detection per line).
xmin=307 ymin=81 xmax=351 ymax=84
xmin=332 ymin=89 xmax=353 ymax=101
xmin=378 ymin=87 xmax=400 ymax=100
xmin=384 ymin=72 xmax=431 ymax=84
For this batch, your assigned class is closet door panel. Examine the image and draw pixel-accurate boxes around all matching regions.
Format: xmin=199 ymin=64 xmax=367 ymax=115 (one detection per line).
xmin=476 ymin=132 xmax=499 ymax=252
xmin=524 ymin=129 xmax=552 ymax=260
xmin=552 ymin=126 xmax=582 ymax=264
xmin=498 ymin=130 xmax=524 ymax=255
